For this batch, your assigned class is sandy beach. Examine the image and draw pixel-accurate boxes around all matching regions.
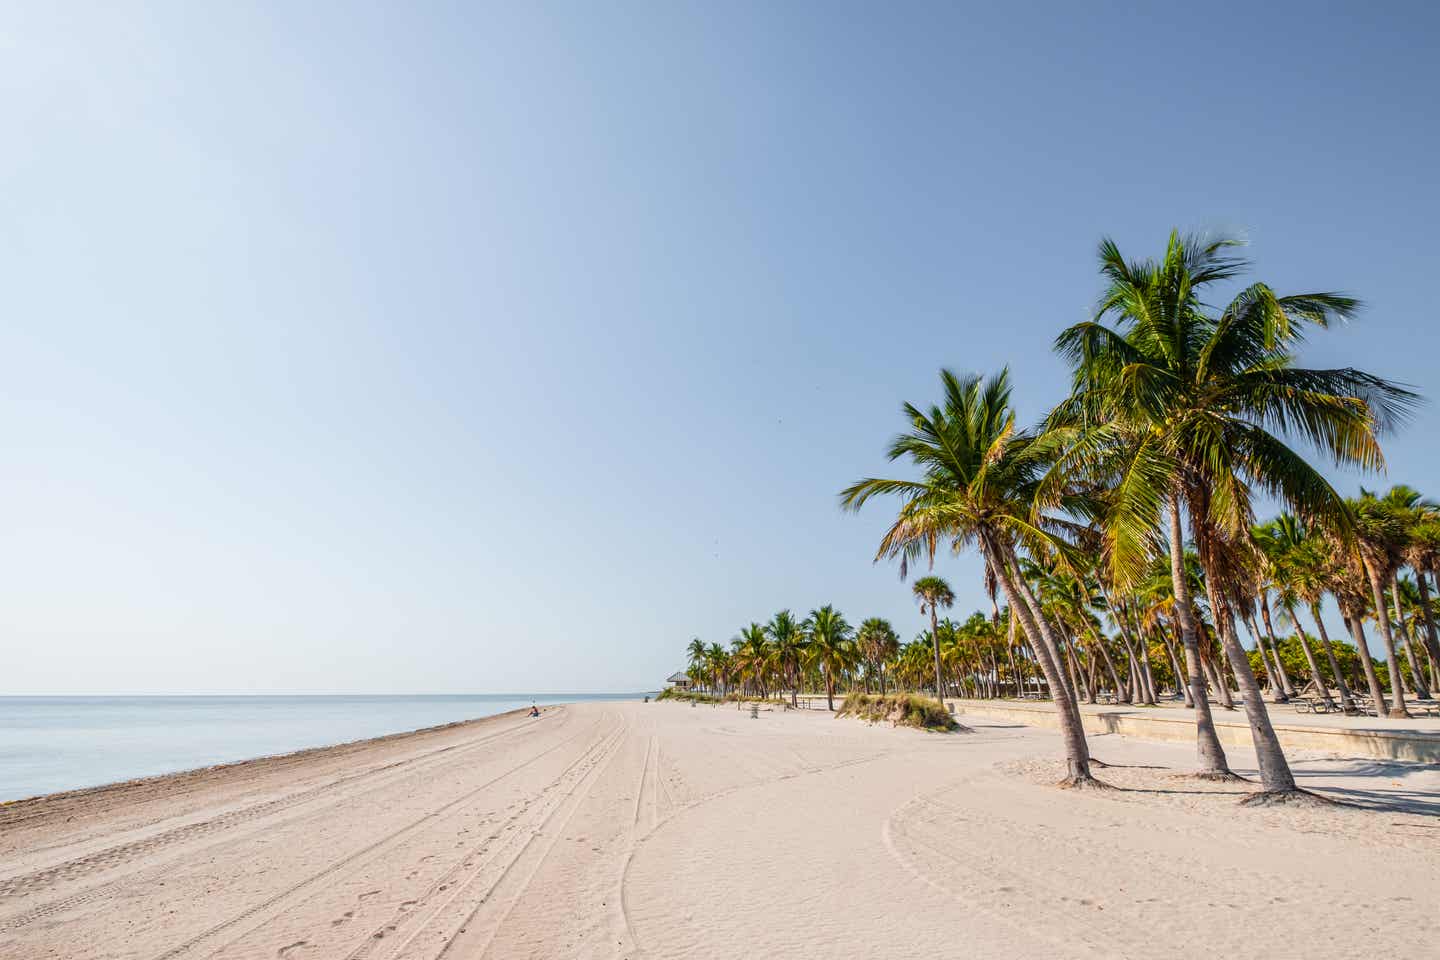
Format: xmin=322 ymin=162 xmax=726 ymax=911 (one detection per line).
xmin=3 ymin=700 xmax=1438 ymax=959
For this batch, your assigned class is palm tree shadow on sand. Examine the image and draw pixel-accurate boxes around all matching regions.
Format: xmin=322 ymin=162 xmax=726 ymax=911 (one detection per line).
xmin=1085 ymin=757 xmax=1440 ymax=816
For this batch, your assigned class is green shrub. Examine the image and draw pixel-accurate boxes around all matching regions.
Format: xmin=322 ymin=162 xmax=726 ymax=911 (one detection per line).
xmin=655 ymin=688 xmax=718 ymax=703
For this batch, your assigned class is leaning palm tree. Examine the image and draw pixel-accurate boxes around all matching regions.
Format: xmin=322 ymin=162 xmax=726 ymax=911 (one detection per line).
xmin=911 ymin=575 xmax=955 ymax=698
xmin=1376 ymin=486 xmax=1437 ymax=698
xmin=1349 ymin=491 xmax=1415 ymax=715
xmin=1255 ymin=516 xmax=1333 ymax=708
xmin=1051 ymin=230 xmax=1416 ymax=800
xmin=804 ymin=605 xmax=855 ymax=711
xmin=1404 ymin=516 xmax=1440 ymax=685
xmin=1265 ymin=516 xmax=1356 ymax=712
xmin=842 ymin=369 xmax=1102 ymax=787
xmin=856 ymin=617 xmax=900 ymax=693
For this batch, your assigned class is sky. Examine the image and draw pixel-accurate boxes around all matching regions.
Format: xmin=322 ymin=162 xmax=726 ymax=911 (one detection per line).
xmin=2 ymin=2 xmax=1437 ymax=694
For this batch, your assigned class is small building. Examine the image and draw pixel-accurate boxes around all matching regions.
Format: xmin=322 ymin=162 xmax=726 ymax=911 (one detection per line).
xmin=665 ymin=671 xmax=691 ymax=690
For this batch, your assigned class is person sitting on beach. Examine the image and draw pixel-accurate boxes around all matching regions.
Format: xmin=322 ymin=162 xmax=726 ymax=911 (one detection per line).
xmin=529 ymin=705 xmax=540 ymax=718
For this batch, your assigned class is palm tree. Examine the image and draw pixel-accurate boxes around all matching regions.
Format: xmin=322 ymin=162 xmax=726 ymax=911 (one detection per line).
xmin=1258 ymin=515 xmax=1355 ymax=712
xmin=804 ymin=605 xmax=855 ymax=711
xmin=1254 ymin=516 xmax=1334 ymax=708
xmin=911 ymin=575 xmax=955 ymax=699
xmin=732 ymin=624 xmax=772 ymax=698
xmin=1052 ymin=230 xmax=1416 ymax=799
xmin=704 ymin=642 xmax=731 ymax=698
xmin=765 ymin=610 xmax=807 ymax=706
xmin=1350 ymin=491 xmax=1415 ymax=716
xmin=1404 ymin=516 xmax=1440 ymax=688
xmin=1377 ymin=485 xmax=1438 ymax=697
xmin=856 ymin=617 xmax=900 ymax=693
xmin=842 ymin=369 xmax=1102 ymax=787
xmin=684 ymin=637 xmax=707 ymax=691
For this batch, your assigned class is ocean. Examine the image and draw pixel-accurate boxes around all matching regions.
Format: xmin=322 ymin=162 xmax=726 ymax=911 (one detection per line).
xmin=0 ymin=693 xmax=645 ymax=802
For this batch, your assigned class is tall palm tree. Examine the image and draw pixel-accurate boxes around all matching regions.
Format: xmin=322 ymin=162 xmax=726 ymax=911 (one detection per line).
xmin=804 ymin=605 xmax=855 ymax=711
xmin=1051 ymin=230 xmax=1416 ymax=798
xmin=766 ymin=610 xmax=807 ymax=706
xmin=732 ymin=624 xmax=772 ymax=698
xmin=1259 ymin=515 xmax=1355 ymax=712
xmin=1378 ymin=485 xmax=1438 ymax=697
xmin=1254 ymin=516 xmax=1333 ymax=708
xmin=1350 ymin=492 xmax=1415 ymax=716
xmin=856 ymin=617 xmax=900 ymax=693
xmin=685 ymin=637 xmax=707 ymax=692
xmin=911 ymin=575 xmax=955 ymax=699
xmin=842 ymin=369 xmax=1102 ymax=787
xmin=704 ymin=642 xmax=731 ymax=698
xmin=1404 ymin=516 xmax=1440 ymax=686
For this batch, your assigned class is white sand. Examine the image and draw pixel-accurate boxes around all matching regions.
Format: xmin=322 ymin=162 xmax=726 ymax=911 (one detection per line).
xmin=2 ymin=700 xmax=1437 ymax=959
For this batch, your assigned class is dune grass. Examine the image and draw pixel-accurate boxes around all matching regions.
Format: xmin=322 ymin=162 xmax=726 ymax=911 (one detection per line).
xmin=836 ymin=692 xmax=966 ymax=731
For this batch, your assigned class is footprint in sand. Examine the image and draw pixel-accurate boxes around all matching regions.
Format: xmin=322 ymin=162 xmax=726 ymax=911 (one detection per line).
xmin=331 ymin=911 xmax=354 ymax=927
xmin=277 ymin=942 xmax=308 ymax=959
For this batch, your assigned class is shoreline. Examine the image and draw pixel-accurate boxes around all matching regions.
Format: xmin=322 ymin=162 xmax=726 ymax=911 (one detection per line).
xmin=4 ymin=700 xmax=1437 ymax=958
xmin=0 ymin=703 xmax=562 ymax=814
xmin=2 ymin=694 xmax=649 ymax=808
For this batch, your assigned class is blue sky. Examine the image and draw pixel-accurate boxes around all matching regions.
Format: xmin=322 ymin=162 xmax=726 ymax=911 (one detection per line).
xmin=3 ymin=2 xmax=1437 ymax=694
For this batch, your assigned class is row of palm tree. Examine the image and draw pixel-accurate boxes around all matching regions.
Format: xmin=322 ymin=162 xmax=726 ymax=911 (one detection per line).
xmin=683 ymin=606 xmax=867 ymax=711
xmin=674 ymin=231 xmax=1428 ymax=802
xmin=834 ymin=230 xmax=1422 ymax=800
xmin=683 ymin=537 xmax=1440 ymax=715
xmin=683 ymin=596 xmax=1051 ymax=713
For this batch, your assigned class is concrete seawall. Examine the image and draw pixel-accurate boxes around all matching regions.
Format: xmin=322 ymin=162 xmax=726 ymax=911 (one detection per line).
xmin=948 ymin=699 xmax=1440 ymax=763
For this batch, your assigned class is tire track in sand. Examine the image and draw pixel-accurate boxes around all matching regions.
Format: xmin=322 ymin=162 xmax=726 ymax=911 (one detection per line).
xmin=0 ymin=713 xmax=551 ymax=907
xmin=145 ymin=712 xmax=612 ymax=960
xmin=337 ymin=714 xmax=628 ymax=960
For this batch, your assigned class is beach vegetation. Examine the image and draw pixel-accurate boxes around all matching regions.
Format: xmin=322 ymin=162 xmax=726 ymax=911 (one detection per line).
xmin=669 ymin=230 xmax=1431 ymax=803
xmin=836 ymin=692 xmax=962 ymax=731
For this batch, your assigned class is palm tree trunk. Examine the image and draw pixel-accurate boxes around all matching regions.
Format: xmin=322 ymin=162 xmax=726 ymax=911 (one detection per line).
xmin=1242 ymin=611 xmax=1281 ymax=700
xmin=1205 ymin=636 xmax=1236 ymax=709
xmin=981 ymin=535 xmax=1099 ymax=786
xmin=1063 ymin=636 xmax=1090 ymax=703
xmin=1284 ymin=601 xmax=1332 ymax=708
xmin=1125 ymin=600 xmax=1158 ymax=703
xmin=1091 ymin=631 xmax=1125 ymax=703
xmin=1006 ymin=620 xmax=1022 ymax=700
xmin=1207 ymin=627 xmax=1237 ymax=709
xmin=1362 ymin=559 xmax=1410 ymax=717
xmin=1390 ymin=577 xmax=1431 ymax=699
xmin=1418 ymin=570 xmax=1440 ymax=691
xmin=928 ymin=608 xmax=945 ymax=704
xmin=1200 ymin=650 xmax=1226 ymax=704
xmin=1159 ymin=627 xmax=1191 ymax=705
xmin=1258 ymin=596 xmax=1297 ymax=698
xmin=1211 ymin=598 xmax=1299 ymax=795
xmin=1166 ymin=496 xmax=1232 ymax=777
xmin=1345 ymin=614 xmax=1389 ymax=713
xmin=1309 ymin=603 xmax=1354 ymax=712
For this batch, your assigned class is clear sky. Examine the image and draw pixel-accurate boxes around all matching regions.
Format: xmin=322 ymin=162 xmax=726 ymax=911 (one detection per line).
xmin=3 ymin=2 xmax=1437 ymax=694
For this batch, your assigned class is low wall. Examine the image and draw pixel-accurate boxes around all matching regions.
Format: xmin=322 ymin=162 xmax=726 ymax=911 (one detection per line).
xmin=947 ymin=699 xmax=1440 ymax=764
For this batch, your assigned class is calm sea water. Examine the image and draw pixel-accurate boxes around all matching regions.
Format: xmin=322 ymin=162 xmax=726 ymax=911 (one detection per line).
xmin=0 ymin=694 xmax=644 ymax=802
